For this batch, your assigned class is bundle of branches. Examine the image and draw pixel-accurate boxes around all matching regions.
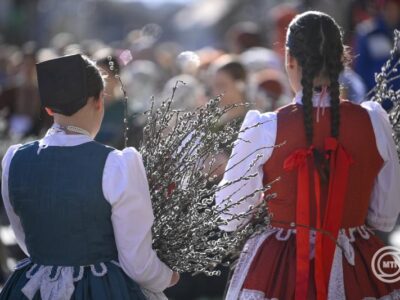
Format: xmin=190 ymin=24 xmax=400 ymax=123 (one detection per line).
xmin=371 ymin=29 xmax=400 ymax=159
xmin=139 ymin=83 xmax=275 ymax=275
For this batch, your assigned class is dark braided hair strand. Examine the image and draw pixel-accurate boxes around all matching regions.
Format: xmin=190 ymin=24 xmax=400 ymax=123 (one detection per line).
xmin=286 ymin=11 xmax=348 ymax=144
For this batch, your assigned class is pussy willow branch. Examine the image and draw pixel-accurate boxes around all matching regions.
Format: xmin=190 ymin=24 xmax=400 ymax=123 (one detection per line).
xmin=139 ymin=85 xmax=276 ymax=274
xmin=370 ymin=29 xmax=400 ymax=160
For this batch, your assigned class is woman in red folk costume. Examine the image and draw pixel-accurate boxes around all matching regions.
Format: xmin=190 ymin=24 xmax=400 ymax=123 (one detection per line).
xmin=216 ymin=11 xmax=400 ymax=299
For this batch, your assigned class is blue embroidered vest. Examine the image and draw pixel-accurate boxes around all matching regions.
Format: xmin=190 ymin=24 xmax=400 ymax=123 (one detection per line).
xmin=8 ymin=141 xmax=118 ymax=266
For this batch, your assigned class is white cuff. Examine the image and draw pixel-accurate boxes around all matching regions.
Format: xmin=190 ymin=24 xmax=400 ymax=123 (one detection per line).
xmin=367 ymin=210 xmax=398 ymax=232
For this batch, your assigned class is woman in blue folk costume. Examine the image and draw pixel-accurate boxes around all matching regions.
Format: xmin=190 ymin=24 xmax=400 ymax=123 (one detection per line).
xmin=0 ymin=54 xmax=179 ymax=300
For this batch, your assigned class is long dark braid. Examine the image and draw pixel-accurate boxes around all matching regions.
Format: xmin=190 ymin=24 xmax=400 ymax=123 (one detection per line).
xmin=286 ymin=11 xmax=348 ymax=181
xmin=321 ymin=16 xmax=345 ymax=139
xmin=300 ymin=61 xmax=319 ymax=145
xmin=287 ymin=11 xmax=347 ymax=144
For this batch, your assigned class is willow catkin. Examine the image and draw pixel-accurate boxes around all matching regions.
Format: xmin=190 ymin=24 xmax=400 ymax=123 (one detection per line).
xmin=139 ymin=82 xmax=274 ymax=275
xmin=372 ymin=29 xmax=400 ymax=161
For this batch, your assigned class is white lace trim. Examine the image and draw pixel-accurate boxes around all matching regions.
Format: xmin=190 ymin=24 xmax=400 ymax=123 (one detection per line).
xmin=239 ymin=289 xmax=278 ymax=300
xmin=37 ymin=123 xmax=93 ymax=155
xmin=225 ymin=228 xmax=280 ymax=300
xmin=22 ymin=266 xmax=75 ymax=300
xmin=19 ymin=259 xmax=122 ymax=300
xmin=225 ymin=225 xmax=373 ymax=300
xmin=269 ymin=224 xmax=374 ymax=242
xmin=328 ymin=239 xmax=346 ymax=300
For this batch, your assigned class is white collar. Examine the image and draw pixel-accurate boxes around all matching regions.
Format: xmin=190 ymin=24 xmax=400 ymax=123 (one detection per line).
xmin=37 ymin=123 xmax=93 ymax=154
xmin=293 ymin=89 xmax=331 ymax=107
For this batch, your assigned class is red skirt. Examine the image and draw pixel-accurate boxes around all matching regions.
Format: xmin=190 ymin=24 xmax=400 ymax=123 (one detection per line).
xmin=228 ymin=226 xmax=400 ymax=300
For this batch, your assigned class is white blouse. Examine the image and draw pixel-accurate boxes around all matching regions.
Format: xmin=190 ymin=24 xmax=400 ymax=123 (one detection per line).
xmin=1 ymin=125 xmax=172 ymax=293
xmin=216 ymin=91 xmax=400 ymax=232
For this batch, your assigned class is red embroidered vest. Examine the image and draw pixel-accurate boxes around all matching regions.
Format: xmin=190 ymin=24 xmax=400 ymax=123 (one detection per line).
xmin=263 ymin=101 xmax=383 ymax=229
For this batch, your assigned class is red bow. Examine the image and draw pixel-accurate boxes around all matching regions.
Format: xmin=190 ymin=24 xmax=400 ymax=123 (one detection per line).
xmin=283 ymin=138 xmax=353 ymax=300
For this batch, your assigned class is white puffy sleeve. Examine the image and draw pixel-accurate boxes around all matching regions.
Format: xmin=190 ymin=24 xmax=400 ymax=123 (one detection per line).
xmin=102 ymin=147 xmax=172 ymax=292
xmin=215 ymin=110 xmax=277 ymax=231
xmin=362 ymin=101 xmax=400 ymax=232
xmin=1 ymin=144 xmax=28 ymax=255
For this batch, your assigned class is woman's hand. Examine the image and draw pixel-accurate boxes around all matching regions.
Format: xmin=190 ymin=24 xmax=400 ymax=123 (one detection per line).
xmin=169 ymin=271 xmax=180 ymax=287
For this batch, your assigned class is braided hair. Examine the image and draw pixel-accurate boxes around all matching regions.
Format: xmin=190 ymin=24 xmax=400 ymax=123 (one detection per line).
xmin=286 ymin=11 xmax=348 ymax=145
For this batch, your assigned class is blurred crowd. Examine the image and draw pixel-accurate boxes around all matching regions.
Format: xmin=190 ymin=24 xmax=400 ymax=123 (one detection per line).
xmin=0 ymin=0 xmax=399 ymax=298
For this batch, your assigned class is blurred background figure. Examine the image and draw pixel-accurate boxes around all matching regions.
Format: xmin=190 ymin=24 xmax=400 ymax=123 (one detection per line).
xmin=94 ymin=52 xmax=126 ymax=149
xmin=239 ymin=47 xmax=283 ymax=73
xmin=353 ymin=0 xmax=400 ymax=91
xmin=251 ymin=69 xmax=291 ymax=112
xmin=176 ymin=51 xmax=201 ymax=76
xmin=225 ymin=21 xmax=264 ymax=54
xmin=210 ymin=56 xmax=248 ymax=122
xmin=339 ymin=67 xmax=367 ymax=104
xmin=205 ymin=56 xmax=250 ymax=192
xmin=268 ymin=4 xmax=299 ymax=59
xmin=0 ymin=0 xmax=399 ymax=298
xmin=163 ymin=74 xmax=206 ymax=110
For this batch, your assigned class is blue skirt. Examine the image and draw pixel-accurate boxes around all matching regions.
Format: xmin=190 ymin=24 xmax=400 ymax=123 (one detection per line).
xmin=0 ymin=260 xmax=146 ymax=300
